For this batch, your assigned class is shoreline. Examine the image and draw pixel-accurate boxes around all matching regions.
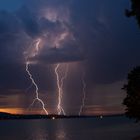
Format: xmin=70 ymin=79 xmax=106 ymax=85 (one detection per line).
xmin=0 ymin=112 xmax=124 ymax=120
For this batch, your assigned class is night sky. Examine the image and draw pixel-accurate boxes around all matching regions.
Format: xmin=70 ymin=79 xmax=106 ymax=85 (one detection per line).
xmin=0 ymin=0 xmax=140 ymax=115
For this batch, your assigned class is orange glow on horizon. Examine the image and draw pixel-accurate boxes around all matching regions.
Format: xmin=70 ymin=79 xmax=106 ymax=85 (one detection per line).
xmin=0 ymin=108 xmax=51 ymax=115
xmin=0 ymin=108 xmax=23 ymax=114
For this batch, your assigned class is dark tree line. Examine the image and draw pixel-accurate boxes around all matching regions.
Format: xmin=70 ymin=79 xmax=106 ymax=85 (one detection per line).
xmin=123 ymin=66 xmax=140 ymax=122
xmin=125 ymin=0 xmax=140 ymax=27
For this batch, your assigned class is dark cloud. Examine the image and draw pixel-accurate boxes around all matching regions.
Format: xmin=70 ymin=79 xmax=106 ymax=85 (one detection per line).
xmin=0 ymin=0 xmax=139 ymax=85
xmin=0 ymin=0 xmax=134 ymax=83
xmin=16 ymin=5 xmax=63 ymax=38
xmin=29 ymin=44 xmax=85 ymax=64
xmin=16 ymin=6 xmax=41 ymax=38
xmin=69 ymin=0 xmax=140 ymax=84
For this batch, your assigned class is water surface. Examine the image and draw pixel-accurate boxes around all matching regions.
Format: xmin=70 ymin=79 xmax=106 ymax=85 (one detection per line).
xmin=0 ymin=116 xmax=140 ymax=140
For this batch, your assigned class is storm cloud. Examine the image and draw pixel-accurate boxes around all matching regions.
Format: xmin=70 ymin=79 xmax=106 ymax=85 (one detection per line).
xmin=0 ymin=0 xmax=140 ymax=114
xmin=29 ymin=46 xmax=85 ymax=64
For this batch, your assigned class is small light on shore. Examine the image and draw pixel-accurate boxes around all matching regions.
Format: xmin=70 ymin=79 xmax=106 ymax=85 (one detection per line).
xmin=100 ymin=115 xmax=103 ymax=119
xmin=52 ymin=117 xmax=55 ymax=120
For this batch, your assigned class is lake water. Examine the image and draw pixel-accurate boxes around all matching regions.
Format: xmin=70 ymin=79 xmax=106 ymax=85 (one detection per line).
xmin=0 ymin=116 xmax=140 ymax=140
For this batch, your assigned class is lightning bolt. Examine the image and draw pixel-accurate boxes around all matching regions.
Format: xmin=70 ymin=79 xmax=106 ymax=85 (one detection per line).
xmin=25 ymin=39 xmax=48 ymax=115
xmin=79 ymin=71 xmax=86 ymax=116
xmin=61 ymin=64 xmax=69 ymax=94
xmin=55 ymin=64 xmax=68 ymax=115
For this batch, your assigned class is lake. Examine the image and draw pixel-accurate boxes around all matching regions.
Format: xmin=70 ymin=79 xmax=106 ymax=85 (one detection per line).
xmin=0 ymin=116 xmax=140 ymax=140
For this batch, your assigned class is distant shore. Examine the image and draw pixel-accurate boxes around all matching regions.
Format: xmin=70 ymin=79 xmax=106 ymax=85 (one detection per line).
xmin=0 ymin=112 xmax=124 ymax=120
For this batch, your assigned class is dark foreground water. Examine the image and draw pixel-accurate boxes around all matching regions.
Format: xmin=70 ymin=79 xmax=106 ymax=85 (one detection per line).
xmin=0 ymin=116 xmax=140 ymax=140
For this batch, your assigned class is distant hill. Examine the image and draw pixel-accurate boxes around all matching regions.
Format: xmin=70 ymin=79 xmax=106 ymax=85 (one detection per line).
xmin=0 ymin=112 xmax=11 ymax=116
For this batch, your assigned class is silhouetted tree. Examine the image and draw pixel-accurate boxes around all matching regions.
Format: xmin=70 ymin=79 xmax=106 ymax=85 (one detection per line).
xmin=125 ymin=0 xmax=140 ymax=27
xmin=122 ymin=66 xmax=140 ymax=122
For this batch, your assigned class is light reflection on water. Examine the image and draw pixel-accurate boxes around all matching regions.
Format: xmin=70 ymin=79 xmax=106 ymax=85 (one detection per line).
xmin=29 ymin=129 xmax=49 ymax=140
xmin=56 ymin=130 xmax=66 ymax=140
xmin=26 ymin=119 xmax=68 ymax=140
xmin=0 ymin=117 xmax=140 ymax=140
xmin=29 ymin=129 xmax=67 ymax=140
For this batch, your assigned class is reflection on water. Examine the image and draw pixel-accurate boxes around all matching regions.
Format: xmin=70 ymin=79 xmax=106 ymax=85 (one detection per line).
xmin=28 ymin=120 xmax=68 ymax=140
xmin=30 ymin=129 xmax=49 ymax=140
xmin=56 ymin=130 xmax=66 ymax=140
xmin=30 ymin=128 xmax=67 ymax=140
xmin=0 ymin=116 xmax=140 ymax=140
